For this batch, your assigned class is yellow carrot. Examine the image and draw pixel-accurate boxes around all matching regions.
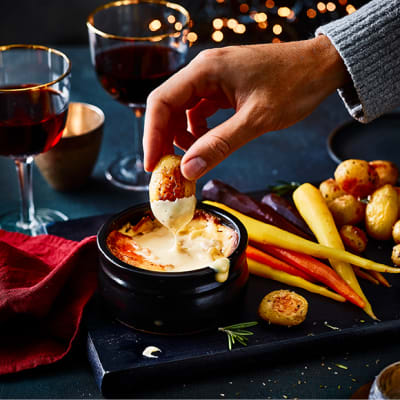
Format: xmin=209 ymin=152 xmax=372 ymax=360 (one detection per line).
xmin=248 ymin=258 xmax=345 ymax=303
xmin=292 ymin=183 xmax=376 ymax=319
xmin=203 ymin=200 xmax=400 ymax=274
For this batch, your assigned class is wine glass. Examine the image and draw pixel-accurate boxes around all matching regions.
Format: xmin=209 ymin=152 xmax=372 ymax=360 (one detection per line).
xmin=0 ymin=45 xmax=71 ymax=235
xmin=87 ymin=0 xmax=190 ymax=191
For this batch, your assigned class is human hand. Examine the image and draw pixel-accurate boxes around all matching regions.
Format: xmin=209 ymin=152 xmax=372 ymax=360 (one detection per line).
xmin=143 ymin=35 xmax=349 ymax=180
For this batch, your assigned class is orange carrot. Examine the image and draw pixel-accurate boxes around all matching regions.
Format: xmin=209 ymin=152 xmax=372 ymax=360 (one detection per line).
xmin=246 ymin=245 xmax=315 ymax=282
xmin=369 ymin=270 xmax=391 ymax=287
xmin=254 ymin=243 xmax=365 ymax=309
xmin=353 ymin=267 xmax=379 ymax=285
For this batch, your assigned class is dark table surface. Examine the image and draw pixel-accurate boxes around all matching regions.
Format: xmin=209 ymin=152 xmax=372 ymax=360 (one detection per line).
xmin=1 ymin=44 xmax=400 ymax=399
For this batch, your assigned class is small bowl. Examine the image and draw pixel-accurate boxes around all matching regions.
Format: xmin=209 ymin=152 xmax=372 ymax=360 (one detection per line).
xmin=35 ymin=102 xmax=104 ymax=191
xmin=96 ymin=202 xmax=249 ymax=335
xmin=369 ymin=361 xmax=400 ymax=399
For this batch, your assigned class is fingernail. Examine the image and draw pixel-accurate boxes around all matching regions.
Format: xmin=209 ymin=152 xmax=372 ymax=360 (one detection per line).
xmin=182 ymin=157 xmax=207 ymax=180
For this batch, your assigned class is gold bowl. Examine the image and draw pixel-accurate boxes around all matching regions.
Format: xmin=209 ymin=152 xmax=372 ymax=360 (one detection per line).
xmin=35 ymin=102 xmax=104 ymax=191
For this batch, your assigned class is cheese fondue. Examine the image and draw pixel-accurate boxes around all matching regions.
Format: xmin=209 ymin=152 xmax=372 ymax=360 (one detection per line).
xmin=106 ymin=210 xmax=237 ymax=282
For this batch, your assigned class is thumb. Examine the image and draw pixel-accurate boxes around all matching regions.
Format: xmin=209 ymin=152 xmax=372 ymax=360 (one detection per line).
xmin=181 ymin=107 xmax=260 ymax=180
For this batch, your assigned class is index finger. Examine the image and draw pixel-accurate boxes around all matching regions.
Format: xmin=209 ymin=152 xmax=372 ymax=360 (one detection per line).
xmin=143 ymin=58 xmax=212 ymax=172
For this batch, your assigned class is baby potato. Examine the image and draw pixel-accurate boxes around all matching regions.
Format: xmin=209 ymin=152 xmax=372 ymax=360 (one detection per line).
xmin=334 ymin=159 xmax=378 ymax=198
xmin=366 ymin=184 xmax=399 ymax=240
xmin=369 ymin=160 xmax=399 ymax=187
xmin=258 ymin=290 xmax=308 ymax=327
xmin=149 ymin=154 xmax=196 ymax=202
xmin=392 ymin=220 xmax=400 ymax=244
xmin=339 ymin=225 xmax=368 ymax=253
xmin=391 ymin=244 xmax=400 ymax=266
xmin=393 ymin=187 xmax=400 ymax=218
xmin=328 ymin=194 xmax=366 ymax=227
xmin=319 ymin=178 xmax=345 ymax=203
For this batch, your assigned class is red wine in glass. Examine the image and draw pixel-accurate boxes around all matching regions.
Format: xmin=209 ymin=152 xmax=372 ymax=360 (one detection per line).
xmin=0 ymin=84 xmax=67 ymax=157
xmin=94 ymin=44 xmax=186 ymax=107
xmin=87 ymin=0 xmax=190 ymax=191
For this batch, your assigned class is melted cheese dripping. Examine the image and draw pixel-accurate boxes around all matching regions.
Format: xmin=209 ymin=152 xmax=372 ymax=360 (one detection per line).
xmin=150 ymin=196 xmax=196 ymax=235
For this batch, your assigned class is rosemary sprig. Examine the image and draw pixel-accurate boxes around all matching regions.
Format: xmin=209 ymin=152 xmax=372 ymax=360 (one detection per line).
xmin=218 ymin=321 xmax=258 ymax=351
xmin=267 ymin=181 xmax=301 ymax=197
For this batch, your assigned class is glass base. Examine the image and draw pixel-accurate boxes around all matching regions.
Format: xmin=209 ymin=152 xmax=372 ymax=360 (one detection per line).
xmin=0 ymin=208 xmax=68 ymax=236
xmin=105 ymin=155 xmax=150 ymax=191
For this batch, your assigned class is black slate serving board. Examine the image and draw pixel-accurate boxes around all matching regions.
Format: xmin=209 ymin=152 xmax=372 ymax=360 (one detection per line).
xmin=48 ymin=206 xmax=400 ymax=398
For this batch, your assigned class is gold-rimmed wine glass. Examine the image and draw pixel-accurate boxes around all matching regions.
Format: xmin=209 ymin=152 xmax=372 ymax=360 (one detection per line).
xmin=0 ymin=44 xmax=71 ymax=235
xmin=87 ymin=0 xmax=190 ymax=191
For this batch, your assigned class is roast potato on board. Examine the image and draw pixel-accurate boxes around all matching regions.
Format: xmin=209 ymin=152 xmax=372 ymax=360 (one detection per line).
xmin=334 ymin=159 xmax=378 ymax=198
xmin=319 ymin=178 xmax=346 ymax=203
xmin=369 ymin=160 xmax=399 ymax=187
xmin=339 ymin=225 xmax=368 ymax=253
xmin=366 ymin=184 xmax=399 ymax=241
xmin=328 ymin=194 xmax=365 ymax=227
xmin=258 ymin=290 xmax=308 ymax=327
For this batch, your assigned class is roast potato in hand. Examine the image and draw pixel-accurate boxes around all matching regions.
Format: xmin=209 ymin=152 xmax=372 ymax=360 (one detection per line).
xmin=319 ymin=178 xmax=345 ymax=203
xmin=328 ymin=194 xmax=365 ymax=227
xmin=149 ymin=154 xmax=197 ymax=233
xmin=366 ymin=184 xmax=399 ymax=240
xmin=149 ymin=154 xmax=196 ymax=202
xmin=258 ymin=290 xmax=308 ymax=327
xmin=369 ymin=160 xmax=399 ymax=187
xmin=334 ymin=159 xmax=378 ymax=198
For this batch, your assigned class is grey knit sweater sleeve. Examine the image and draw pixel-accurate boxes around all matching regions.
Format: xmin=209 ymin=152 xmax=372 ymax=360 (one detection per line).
xmin=316 ymin=0 xmax=400 ymax=123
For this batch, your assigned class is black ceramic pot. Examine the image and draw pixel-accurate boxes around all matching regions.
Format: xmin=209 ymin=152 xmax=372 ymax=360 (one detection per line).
xmin=96 ymin=202 xmax=249 ymax=334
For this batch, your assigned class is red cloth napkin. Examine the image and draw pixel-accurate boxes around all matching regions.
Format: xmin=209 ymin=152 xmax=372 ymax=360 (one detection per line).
xmin=0 ymin=229 xmax=98 ymax=375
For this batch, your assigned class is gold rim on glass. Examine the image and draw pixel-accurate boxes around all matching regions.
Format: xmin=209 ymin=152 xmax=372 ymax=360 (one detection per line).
xmin=87 ymin=0 xmax=190 ymax=42
xmin=0 ymin=44 xmax=72 ymax=92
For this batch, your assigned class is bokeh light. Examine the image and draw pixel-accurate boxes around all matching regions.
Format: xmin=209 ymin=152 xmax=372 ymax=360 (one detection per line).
xmin=346 ymin=4 xmax=356 ymax=13
xmin=317 ymin=2 xmax=327 ymax=13
xmin=177 ymin=0 xmax=364 ymax=47
xmin=327 ymin=2 xmax=336 ymax=11
xmin=227 ymin=18 xmax=239 ymax=29
xmin=254 ymin=12 xmax=267 ymax=23
xmin=187 ymin=32 xmax=198 ymax=43
xmin=233 ymin=24 xmax=246 ymax=34
xmin=213 ymin=18 xmax=224 ymax=30
xmin=239 ymin=3 xmax=249 ymax=13
xmin=278 ymin=7 xmax=291 ymax=17
xmin=265 ymin=0 xmax=275 ymax=9
xmin=307 ymin=8 xmax=317 ymax=18
xmin=149 ymin=19 xmax=162 ymax=31
xmin=212 ymin=30 xmax=224 ymax=42
xmin=272 ymin=24 xmax=282 ymax=35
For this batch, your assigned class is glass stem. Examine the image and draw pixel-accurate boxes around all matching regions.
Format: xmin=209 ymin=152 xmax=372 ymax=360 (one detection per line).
xmin=14 ymin=156 xmax=36 ymax=229
xmin=133 ymin=108 xmax=145 ymax=170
